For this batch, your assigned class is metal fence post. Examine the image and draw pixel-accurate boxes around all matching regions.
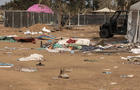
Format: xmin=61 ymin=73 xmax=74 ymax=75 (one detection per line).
xmin=78 ymin=12 xmax=80 ymax=26
xmin=4 ymin=11 xmax=6 ymax=26
xmin=12 ymin=12 xmax=14 ymax=28
xmin=84 ymin=14 xmax=86 ymax=25
xmin=69 ymin=12 xmax=71 ymax=26
xmin=33 ymin=12 xmax=35 ymax=25
xmin=20 ymin=12 xmax=22 ymax=28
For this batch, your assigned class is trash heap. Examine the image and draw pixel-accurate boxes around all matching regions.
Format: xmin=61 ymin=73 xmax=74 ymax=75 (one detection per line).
xmin=42 ymin=38 xmax=132 ymax=53
xmin=44 ymin=38 xmax=92 ymax=53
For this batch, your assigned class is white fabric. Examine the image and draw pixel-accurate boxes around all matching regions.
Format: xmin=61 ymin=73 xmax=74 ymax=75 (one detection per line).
xmin=42 ymin=27 xmax=51 ymax=33
xmin=130 ymin=1 xmax=140 ymax=10
xmin=18 ymin=54 xmax=43 ymax=61
xmin=131 ymin=48 xmax=140 ymax=54
xmin=127 ymin=1 xmax=140 ymax=43
xmin=58 ymin=38 xmax=90 ymax=46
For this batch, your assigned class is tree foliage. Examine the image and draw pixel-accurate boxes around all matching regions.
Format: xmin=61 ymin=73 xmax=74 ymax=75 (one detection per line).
xmin=117 ymin=0 xmax=140 ymax=10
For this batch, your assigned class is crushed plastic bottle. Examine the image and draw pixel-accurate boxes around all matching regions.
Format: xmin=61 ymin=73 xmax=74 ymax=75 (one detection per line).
xmin=102 ymin=72 xmax=112 ymax=74
xmin=120 ymin=74 xmax=134 ymax=78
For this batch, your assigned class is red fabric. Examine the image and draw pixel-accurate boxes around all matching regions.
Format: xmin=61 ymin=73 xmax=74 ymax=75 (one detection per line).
xmin=13 ymin=37 xmax=36 ymax=44
xmin=66 ymin=38 xmax=76 ymax=44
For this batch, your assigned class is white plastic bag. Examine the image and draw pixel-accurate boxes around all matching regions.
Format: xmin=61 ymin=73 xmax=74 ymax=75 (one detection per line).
xmin=42 ymin=27 xmax=51 ymax=33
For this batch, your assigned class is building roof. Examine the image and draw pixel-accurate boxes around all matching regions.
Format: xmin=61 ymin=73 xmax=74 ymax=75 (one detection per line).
xmin=94 ymin=8 xmax=115 ymax=12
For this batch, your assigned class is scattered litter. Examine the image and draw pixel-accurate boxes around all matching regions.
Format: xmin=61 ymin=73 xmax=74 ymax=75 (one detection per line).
xmin=121 ymin=57 xmax=128 ymax=60
xmin=84 ymin=59 xmax=98 ymax=62
xmin=67 ymin=38 xmax=77 ymax=44
xmin=46 ymin=48 xmax=71 ymax=53
xmin=36 ymin=61 xmax=45 ymax=66
xmin=102 ymin=72 xmax=112 ymax=74
xmin=36 ymin=48 xmax=46 ymax=50
xmin=121 ymin=55 xmax=140 ymax=61
xmin=75 ymin=39 xmax=90 ymax=46
xmin=24 ymin=30 xmax=31 ymax=35
xmin=131 ymin=48 xmax=140 ymax=54
xmin=31 ymin=32 xmax=38 ymax=35
xmin=0 ymin=63 xmax=14 ymax=68
xmin=110 ymin=82 xmax=117 ymax=85
xmin=13 ymin=37 xmax=36 ymax=43
xmin=38 ymin=35 xmax=56 ymax=40
xmin=121 ymin=55 xmax=140 ymax=65
xmin=120 ymin=74 xmax=134 ymax=78
xmin=39 ymin=32 xmax=43 ymax=34
xmin=24 ymin=30 xmax=43 ymax=35
xmin=7 ymin=35 xmax=18 ymax=37
xmin=0 ymin=36 xmax=16 ymax=42
xmin=53 ymin=43 xmax=62 ymax=48
xmin=70 ymin=50 xmax=75 ymax=54
xmin=58 ymin=39 xmax=69 ymax=45
xmin=18 ymin=54 xmax=43 ymax=61
xmin=20 ymin=68 xmax=37 ymax=72
xmin=58 ymin=73 xmax=69 ymax=79
xmin=58 ymin=68 xmax=70 ymax=79
xmin=4 ymin=47 xmax=16 ymax=50
xmin=98 ymin=44 xmax=113 ymax=49
xmin=46 ymin=48 xmax=59 ymax=53
xmin=42 ymin=27 xmax=51 ymax=33
xmin=81 ymin=45 xmax=96 ymax=51
xmin=93 ymin=49 xmax=103 ymax=52
xmin=58 ymin=38 xmax=90 ymax=46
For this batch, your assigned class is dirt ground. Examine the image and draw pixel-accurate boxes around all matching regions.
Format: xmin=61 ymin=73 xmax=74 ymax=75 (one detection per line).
xmin=0 ymin=24 xmax=139 ymax=90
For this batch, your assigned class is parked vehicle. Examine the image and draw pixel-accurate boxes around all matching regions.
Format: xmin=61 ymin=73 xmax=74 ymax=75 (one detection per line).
xmin=99 ymin=11 xmax=128 ymax=38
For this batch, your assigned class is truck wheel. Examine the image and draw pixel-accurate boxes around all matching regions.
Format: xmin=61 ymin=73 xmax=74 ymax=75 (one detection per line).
xmin=109 ymin=34 xmax=114 ymax=38
xmin=99 ymin=29 xmax=110 ymax=38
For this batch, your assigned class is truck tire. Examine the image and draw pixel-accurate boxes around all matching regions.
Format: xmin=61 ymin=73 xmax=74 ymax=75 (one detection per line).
xmin=99 ymin=29 xmax=110 ymax=38
xmin=109 ymin=34 xmax=114 ymax=38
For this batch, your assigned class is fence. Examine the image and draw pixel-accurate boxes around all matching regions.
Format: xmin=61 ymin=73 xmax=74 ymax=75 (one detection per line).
xmin=4 ymin=10 xmax=57 ymax=28
xmin=4 ymin=11 xmax=123 ymax=28
xmin=70 ymin=14 xmax=111 ymax=25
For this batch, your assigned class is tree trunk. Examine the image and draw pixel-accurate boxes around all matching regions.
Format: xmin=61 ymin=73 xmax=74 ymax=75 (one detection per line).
xmin=58 ymin=1 xmax=62 ymax=30
xmin=64 ymin=12 xmax=71 ymax=27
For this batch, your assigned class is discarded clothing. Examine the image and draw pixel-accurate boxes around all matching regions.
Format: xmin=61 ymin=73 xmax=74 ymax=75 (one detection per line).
xmin=0 ymin=63 xmax=14 ymax=68
xmin=131 ymin=48 xmax=140 ymax=54
xmin=0 ymin=36 xmax=16 ymax=42
xmin=38 ymin=35 xmax=56 ymax=40
xmin=81 ymin=45 xmax=96 ymax=51
xmin=42 ymin=27 xmax=51 ymax=33
xmin=66 ymin=38 xmax=77 ymax=44
xmin=58 ymin=38 xmax=90 ymax=46
xmin=46 ymin=48 xmax=71 ymax=53
xmin=67 ymin=44 xmax=82 ymax=50
xmin=75 ymin=39 xmax=90 ymax=46
xmin=13 ymin=37 xmax=36 ymax=43
xmin=121 ymin=55 xmax=140 ymax=62
xmin=20 ymin=68 xmax=37 ymax=72
xmin=18 ymin=54 xmax=43 ymax=61
xmin=53 ymin=43 xmax=63 ymax=48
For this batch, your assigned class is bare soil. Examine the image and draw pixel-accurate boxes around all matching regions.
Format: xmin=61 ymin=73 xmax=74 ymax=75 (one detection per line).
xmin=0 ymin=24 xmax=139 ymax=90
